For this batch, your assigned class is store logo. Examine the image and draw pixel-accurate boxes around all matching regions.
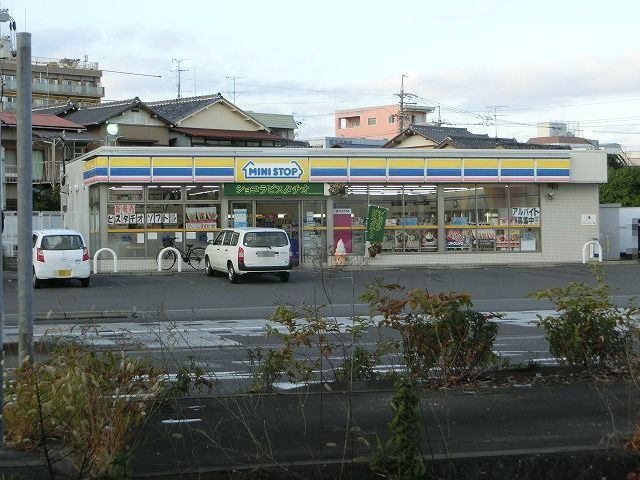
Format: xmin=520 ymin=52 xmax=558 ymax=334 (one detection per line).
xmin=242 ymin=160 xmax=303 ymax=179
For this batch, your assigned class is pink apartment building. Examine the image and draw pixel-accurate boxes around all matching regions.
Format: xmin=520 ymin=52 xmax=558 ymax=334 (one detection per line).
xmin=335 ymin=104 xmax=435 ymax=140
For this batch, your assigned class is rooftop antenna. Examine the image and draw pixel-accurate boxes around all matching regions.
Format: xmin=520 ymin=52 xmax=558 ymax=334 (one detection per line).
xmin=486 ymin=105 xmax=509 ymax=138
xmin=171 ymin=58 xmax=189 ymax=99
xmin=226 ymin=75 xmax=245 ymax=103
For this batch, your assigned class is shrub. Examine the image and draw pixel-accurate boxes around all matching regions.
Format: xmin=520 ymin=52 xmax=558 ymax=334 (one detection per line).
xmin=4 ymin=345 xmax=163 ymax=478
xmin=533 ymin=266 xmax=636 ymax=366
xmin=371 ymin=377 xmax=427 ymax=480
xmin=334 ymin=346 xmax=379 ymax=382
xmin=248 ymin=304 xmax=374 ymax=391
xmin=362 ymin=284 xmax=500 ymax=384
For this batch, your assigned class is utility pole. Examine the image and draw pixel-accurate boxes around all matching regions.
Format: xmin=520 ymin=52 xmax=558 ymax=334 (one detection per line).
xmin=171 ymin=58 xmax=189 ymax=99
xmin=0 ymin=7 xmax=16 ymax=450
xmin=17 ymin=31 xmax=32 ymax=365
xmin=226 ymin=75 xmax=245 ymax=103
xmin=394 ymin=74 xmax=416 ymax=133
xmin=487 ymin=105 xmax=508 ymax=138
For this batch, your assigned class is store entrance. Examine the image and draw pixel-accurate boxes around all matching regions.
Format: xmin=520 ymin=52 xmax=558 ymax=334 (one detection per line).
xmin=255 ymin=201 xmax=301 ymax=265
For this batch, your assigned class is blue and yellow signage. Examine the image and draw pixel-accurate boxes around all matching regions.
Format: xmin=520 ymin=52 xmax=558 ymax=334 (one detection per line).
xmin=81 ymin=152 xmax=572 ymax=185
xmin=235 ymin=157 xmax=309 ymax=182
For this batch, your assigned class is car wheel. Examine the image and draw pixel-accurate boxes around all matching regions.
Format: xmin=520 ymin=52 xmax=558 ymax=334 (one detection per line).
xmin=228 ymin=262 xmax=239 ymax=284
xmin=80 ymin=277 xmax=91 ymax=288
xmin=33 ymin=269 xmax=41 ymax=289
xmin=205 ymin=257 xmax=216 ymax=277
xmin=279 ymin=272 xmax=290 ymax=283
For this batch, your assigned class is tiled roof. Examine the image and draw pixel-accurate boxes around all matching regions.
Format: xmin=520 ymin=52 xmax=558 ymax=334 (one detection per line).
xmin=246 ymin=111 xmax=298 ymax=130
xmin=172 ymin=127 xmax=286 ymax=141
xmin=383 ymin=124 xmax=481 ymax=147
xmin=146 ymin=94 xmax=223 ymax=125
xmin=0 ymin=112 xmax=85 ymax=130
xmin=61 ymin=98 xmax=142 ymax=126
xmin=438 ymin=135 xmax=570 ymax=150
xmin=527 ymin=136 xmax=594 ymax=145
xmin=32 ymin=101 xmax=78 ymax=116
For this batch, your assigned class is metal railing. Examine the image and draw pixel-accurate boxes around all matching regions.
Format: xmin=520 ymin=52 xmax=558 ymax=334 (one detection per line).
xmin=32 ymin=56 xmax=99 ymax=70
xmin=2 ymin=77 xmax=104 ymax=97
xmin=3 ymin=162 xmax=51 ymax=182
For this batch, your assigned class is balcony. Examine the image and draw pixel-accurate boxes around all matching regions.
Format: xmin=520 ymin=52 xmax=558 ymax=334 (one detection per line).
xmin=4 ymin=163 xmax=59 ymax=183
xmin=3 ymin=78 xmax=105 ymax=98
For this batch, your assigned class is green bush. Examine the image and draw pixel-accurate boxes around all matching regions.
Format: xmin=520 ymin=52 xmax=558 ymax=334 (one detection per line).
xmin=334 ymin=346 xmax=379 ymax=382
xmin=362 ymin=284 xmax=500 ymax=384
xmin=371 ymin=377 xmax=426 ymax=480
xmin=534 ymin=267 xmax=635 ymax=366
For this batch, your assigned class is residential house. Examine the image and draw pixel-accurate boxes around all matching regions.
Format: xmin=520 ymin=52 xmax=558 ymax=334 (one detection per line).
xmin=246 ymin=111 xmax=298 ymax=140
xmin=37 ymin=94 xmax=303 ymax=148
xmin=1 ymin=112 xmax=96 ymax=209
xmin=383 ymin=124 xmax=566 ymax=150
xmin=335 ymin=104 xmax=435 ymax=140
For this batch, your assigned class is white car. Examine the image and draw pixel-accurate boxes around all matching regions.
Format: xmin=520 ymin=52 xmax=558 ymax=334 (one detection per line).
xmin=32 ymin=229 xmax=91 ymax=288
xmin=204 ymin=228 xmax=292 ymax=283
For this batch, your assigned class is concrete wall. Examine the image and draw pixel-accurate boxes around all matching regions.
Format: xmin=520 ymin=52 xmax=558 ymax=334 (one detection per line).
xmin=64 ymin=158 xmax=90 ymax=242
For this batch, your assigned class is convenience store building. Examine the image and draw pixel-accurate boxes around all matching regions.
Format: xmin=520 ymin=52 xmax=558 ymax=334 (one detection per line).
xmin=65 ymin=146 xmax=607 ymax=268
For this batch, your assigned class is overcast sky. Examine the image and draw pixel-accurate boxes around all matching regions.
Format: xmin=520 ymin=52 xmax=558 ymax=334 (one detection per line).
xmin=3 ymin=0 xmax=640 ymax=148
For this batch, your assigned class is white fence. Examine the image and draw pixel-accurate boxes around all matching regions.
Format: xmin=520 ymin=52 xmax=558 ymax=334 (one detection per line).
xmin=2 ymin=211 xmax=63 ymax=257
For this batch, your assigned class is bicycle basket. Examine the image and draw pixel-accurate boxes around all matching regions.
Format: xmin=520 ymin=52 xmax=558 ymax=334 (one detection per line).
xmin=162 ymin=237 xmax=175 ymax=247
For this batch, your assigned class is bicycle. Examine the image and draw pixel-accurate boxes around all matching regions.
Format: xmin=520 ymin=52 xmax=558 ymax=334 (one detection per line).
xmin=156 ymin=237 xmax=206 ymax=271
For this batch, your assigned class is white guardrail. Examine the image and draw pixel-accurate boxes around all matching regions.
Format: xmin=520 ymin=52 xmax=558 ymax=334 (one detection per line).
xmin=93 ymin=248 xmax=118 ymax=274
xmin=157 ymin=246 xmax=183 ymax=272
xmin=582 ymin=240 xmax=603 ymax=264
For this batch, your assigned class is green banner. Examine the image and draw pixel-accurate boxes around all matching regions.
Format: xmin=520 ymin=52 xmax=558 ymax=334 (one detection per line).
xmin=224 ymin=183 xmax=324 ymax=197
xmin=366 ymin=205 xmax=387 ymax=243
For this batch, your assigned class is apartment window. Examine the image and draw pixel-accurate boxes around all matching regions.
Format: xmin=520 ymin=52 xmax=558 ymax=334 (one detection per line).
xmin=339 ymin=116 xmax=360 ymax=129
xmin=388 ymin=115 xmax=395 ymax=124
xmin=367 ymin=117 xmax=377 ymax=126
xmin=411 ymin=114 xmax=426 ymax=125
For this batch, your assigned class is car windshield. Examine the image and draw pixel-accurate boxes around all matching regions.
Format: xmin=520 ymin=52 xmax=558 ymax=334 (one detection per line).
xmin=41 ymin=235 xmax=83 ymax=250
xmin=243 ymin=231 xmax=288 ymax=248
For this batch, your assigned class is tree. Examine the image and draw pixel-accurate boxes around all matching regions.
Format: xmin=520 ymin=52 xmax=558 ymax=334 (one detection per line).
xmin=599 ymin=166 xmax=640 ymax=207
xmin=33 ymin=184 xmax=61 ymax=211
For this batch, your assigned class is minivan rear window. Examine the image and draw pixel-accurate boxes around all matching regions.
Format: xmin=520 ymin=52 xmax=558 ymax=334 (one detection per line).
xmin=243 ymin=231 xmax=288 ymax=248
xmin=41 ymin=235 xmax=83 ymax=250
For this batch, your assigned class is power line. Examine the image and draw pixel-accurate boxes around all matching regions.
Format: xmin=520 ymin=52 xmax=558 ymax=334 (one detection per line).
xmin=102 ymin=69 xmax=162 ymax=78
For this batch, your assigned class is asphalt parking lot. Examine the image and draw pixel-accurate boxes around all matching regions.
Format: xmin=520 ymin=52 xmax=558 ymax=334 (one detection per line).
xmin=2 ymin=263 xmax=639 ymax=320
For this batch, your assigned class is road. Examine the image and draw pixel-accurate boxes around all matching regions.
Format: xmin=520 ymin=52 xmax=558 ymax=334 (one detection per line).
xmin=3 ymin=263 xmax=636 ymax=392
xmin=4 ymin=263 xmax=640 ymax=320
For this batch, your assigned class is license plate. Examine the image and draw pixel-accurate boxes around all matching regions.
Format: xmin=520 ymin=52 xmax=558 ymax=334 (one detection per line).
xmin=256 ymin=251 xmax=276 ymax=258
xmin=56 ymin=269 xmax=72 ymax=278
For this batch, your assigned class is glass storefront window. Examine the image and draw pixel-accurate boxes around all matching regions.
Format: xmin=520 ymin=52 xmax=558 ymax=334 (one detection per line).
xmin=443 ymin=184 xmax=540 ymax=252
xmin=145 ymin=204 xmax=183 ymax=229
xmin=333 ymin=185 xmax=368 ymax=255
xmin=107 ymin=204 xmax=145 ymax=230
xmin=108 ymin=185 xmax=143 ymax=202
xmin=369 ymin=184 xmax=403 ymax=253
xmin=147 ymin=185 xmax=182 ymax=201
xmin=302 ymin=200 xmax=326 ymax=265
xmin=186 ymin=185 xmax=220 ymax=201
xmin=107 ymin=232 xmax=147 ymax=258
xmin=508 ymin=185 xmax=541 ymax=251
xmin=403 ymin=185 xmax=437 ymax=253
xmin=444 ymin=186 xmax=475 ymax=251
xmin=230 ymin=202 xmax=252 ymax=228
